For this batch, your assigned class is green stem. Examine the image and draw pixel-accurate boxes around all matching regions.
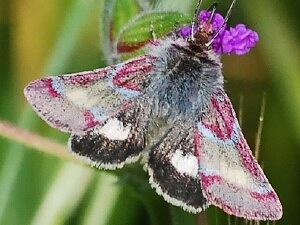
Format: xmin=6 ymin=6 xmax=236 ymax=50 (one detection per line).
xmin=101 ymin=0 xmax=116 ymax=64
xmin=79 ymin=174 xmax=121 ymax=225
xmin=254 ymin=93 xmax=266 ymax=161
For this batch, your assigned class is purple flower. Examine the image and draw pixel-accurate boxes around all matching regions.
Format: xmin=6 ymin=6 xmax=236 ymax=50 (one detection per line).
xmin=220 ymin=24 xmax=259 ymax=55
xmin=179 ymin=10 xmax=225 ymax=39
xmin=211 ymin=32 xmax=225 ymax=54
xmin=179 ymin=26 xmax=193 ymax=39
xmin=178 ymin=10 xmax=259 ymax=55
xmin=198 ymin=10 xmax=225 ymax=31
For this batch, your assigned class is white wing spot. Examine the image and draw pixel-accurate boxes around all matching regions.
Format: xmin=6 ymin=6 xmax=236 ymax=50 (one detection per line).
xmin=219 ymin=161 xmax=249 ymax=187
xmin=66 ymin=88 xmax=98 ymax=108
xmin=98 ymin=118 xmax=131 ymax=141
xmin=171 ymin=150 xmax=199 ymax=178
xmin=200 ymin=137 xmax=257 ymax=190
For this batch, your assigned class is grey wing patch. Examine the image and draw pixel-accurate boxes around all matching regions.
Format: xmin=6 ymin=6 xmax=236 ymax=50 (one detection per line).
xmin=147 ymin=125 xmax=209 ymax=213
xmin=24 ymin=55 xmax=156 ymax=134
xmin=69 ymin=104 xmax=147 ymax=169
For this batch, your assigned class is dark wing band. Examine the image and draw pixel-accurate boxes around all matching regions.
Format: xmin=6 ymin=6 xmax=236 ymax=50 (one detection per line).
xmin=147 ymin=125 xmax=209 ymax=213
xmin=69 ymin=103 xmax=147 ymax=169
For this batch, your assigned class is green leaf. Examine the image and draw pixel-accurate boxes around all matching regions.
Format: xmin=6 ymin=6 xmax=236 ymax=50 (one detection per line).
xmin=78 ymin=173 xmax=140 ymax=225
xmin=113 ymin=0 xmax=140 ymax=36
xmin=116 ymin=11 xmax=190 ymax=54
xmin=154 ymin=0 xmax=195 ymax=13
xmin=29 ymin=163 xmax=94 ymax=225
xmin=101 ymin=0 xmax=140 ymax=63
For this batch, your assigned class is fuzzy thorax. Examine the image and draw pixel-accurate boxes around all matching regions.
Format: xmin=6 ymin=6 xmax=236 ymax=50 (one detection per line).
xmin=145 ymin=38 xmax=224 ymax=120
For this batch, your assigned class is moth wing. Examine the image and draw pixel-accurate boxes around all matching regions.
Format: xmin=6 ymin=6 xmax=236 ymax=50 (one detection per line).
xmin=196 ymin=89 xmax=282 ymax=220
xmin=69 ymin=101 xmax=147 ymax=169
xmin=147 ymin=124 xmax=209 ymax=213
xmin=24 ymin=55 xmax=156 ymax=134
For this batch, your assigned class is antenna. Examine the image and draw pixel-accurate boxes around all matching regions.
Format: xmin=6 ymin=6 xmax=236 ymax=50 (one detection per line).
xmin=207 ymin=2 xmax=218 ymax=24
xmin=191 ymin=0 xmax=203 ymax=40
xmin=207 ymin=2 xmax=218 ymax=23
xmin=223 ymin=0 xmax=237 ymax=24
xmin=205 ymin=0 xmax=237 ymax=47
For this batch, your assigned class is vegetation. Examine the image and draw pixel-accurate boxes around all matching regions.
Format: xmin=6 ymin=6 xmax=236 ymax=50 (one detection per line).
xmin=0 ymin=0 xmax=299 ymax=224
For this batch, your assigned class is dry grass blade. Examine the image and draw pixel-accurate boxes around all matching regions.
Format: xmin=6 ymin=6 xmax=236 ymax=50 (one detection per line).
xmin=254 ymin=93 xmax=267 ymax=160
xmin=0 ymin=119 xmax=71 ymax=160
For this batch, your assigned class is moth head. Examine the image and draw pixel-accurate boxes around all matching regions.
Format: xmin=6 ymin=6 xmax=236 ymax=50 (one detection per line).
xmin=188 ymin=13 xmax=217 ymax=53
xmin=178 ymin=0 xmax=259 ymax=56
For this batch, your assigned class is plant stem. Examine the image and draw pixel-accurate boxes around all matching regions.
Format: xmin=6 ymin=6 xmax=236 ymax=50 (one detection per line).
xmin=254 ymin=93 xmax=266 ymax=161
xmin=101 ymin=0 xmax=116 ymax=64
xmin=0 ymin=120 xmax=70 ymax=160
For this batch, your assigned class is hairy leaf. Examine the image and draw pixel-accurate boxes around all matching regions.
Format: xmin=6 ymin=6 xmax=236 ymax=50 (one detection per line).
xmin=116 ymin=11 xmax=190 ymax=54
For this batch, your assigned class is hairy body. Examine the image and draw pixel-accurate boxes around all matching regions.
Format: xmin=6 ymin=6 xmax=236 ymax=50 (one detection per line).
xmin=142 ymin=38 xmax=223 ymax=126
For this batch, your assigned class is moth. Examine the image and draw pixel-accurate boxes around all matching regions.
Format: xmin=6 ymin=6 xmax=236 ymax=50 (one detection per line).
xmin=24 ymin=0 xmax=282 ymax=220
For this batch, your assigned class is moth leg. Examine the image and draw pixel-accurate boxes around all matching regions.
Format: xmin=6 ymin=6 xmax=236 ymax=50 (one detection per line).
xmin=146 ymin=125 xmax=209 ymax=213
xmin=69 ymin=104 xmax=147 ymax=169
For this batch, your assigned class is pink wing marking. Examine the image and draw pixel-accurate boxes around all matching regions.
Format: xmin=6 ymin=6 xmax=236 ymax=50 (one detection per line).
xmin=113 ymin=55 xmax=156 ymax=91
xmin=250 ymin=191 xmax=278 ymax=202
xmin=196 ymin=89 xmax=282 ymax=220
xmin=201 ymin=90 xmax=234 ymax=140
xmin=25 ymin=75 xmax=105 ymax=134
xmin=194 ymin=129 xmax=202 ymax=158
xmin=201 ymin=90 xmax=265 ymax=180
xmin=200 ymin=173 xmax=282 ymax=220
xmin=235 ymin=136 xmax=265 ymax=181
xmin=84 ymin=111 xmax=101 ymax=129
xmin=201 ymin=174 xmax=222 ymax=189
xmin=24 ymin=55 xmax=156 ymax=134
xmin=43 ymin=78 xmax=62 ymax=97
xmin=32 ymin=67 xmax=112 ymax=99
xmin=64 ymin=67 xmax=110 ymax=86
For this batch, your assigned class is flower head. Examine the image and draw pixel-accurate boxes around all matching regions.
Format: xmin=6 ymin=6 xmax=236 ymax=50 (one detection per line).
xmin=179 ymin=26 xmax=193 ymax=38
xmin=178 ymin=10 xmax=259 ymax=55
xmin=221 ymin=24 xmax=259 ymax=55
xmin=198 ymin=10 xmax=225 ymax=31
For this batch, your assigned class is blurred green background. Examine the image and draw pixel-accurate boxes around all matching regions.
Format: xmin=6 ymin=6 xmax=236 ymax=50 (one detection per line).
xmin=0 ymin=0 xmax=299 ymax=225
